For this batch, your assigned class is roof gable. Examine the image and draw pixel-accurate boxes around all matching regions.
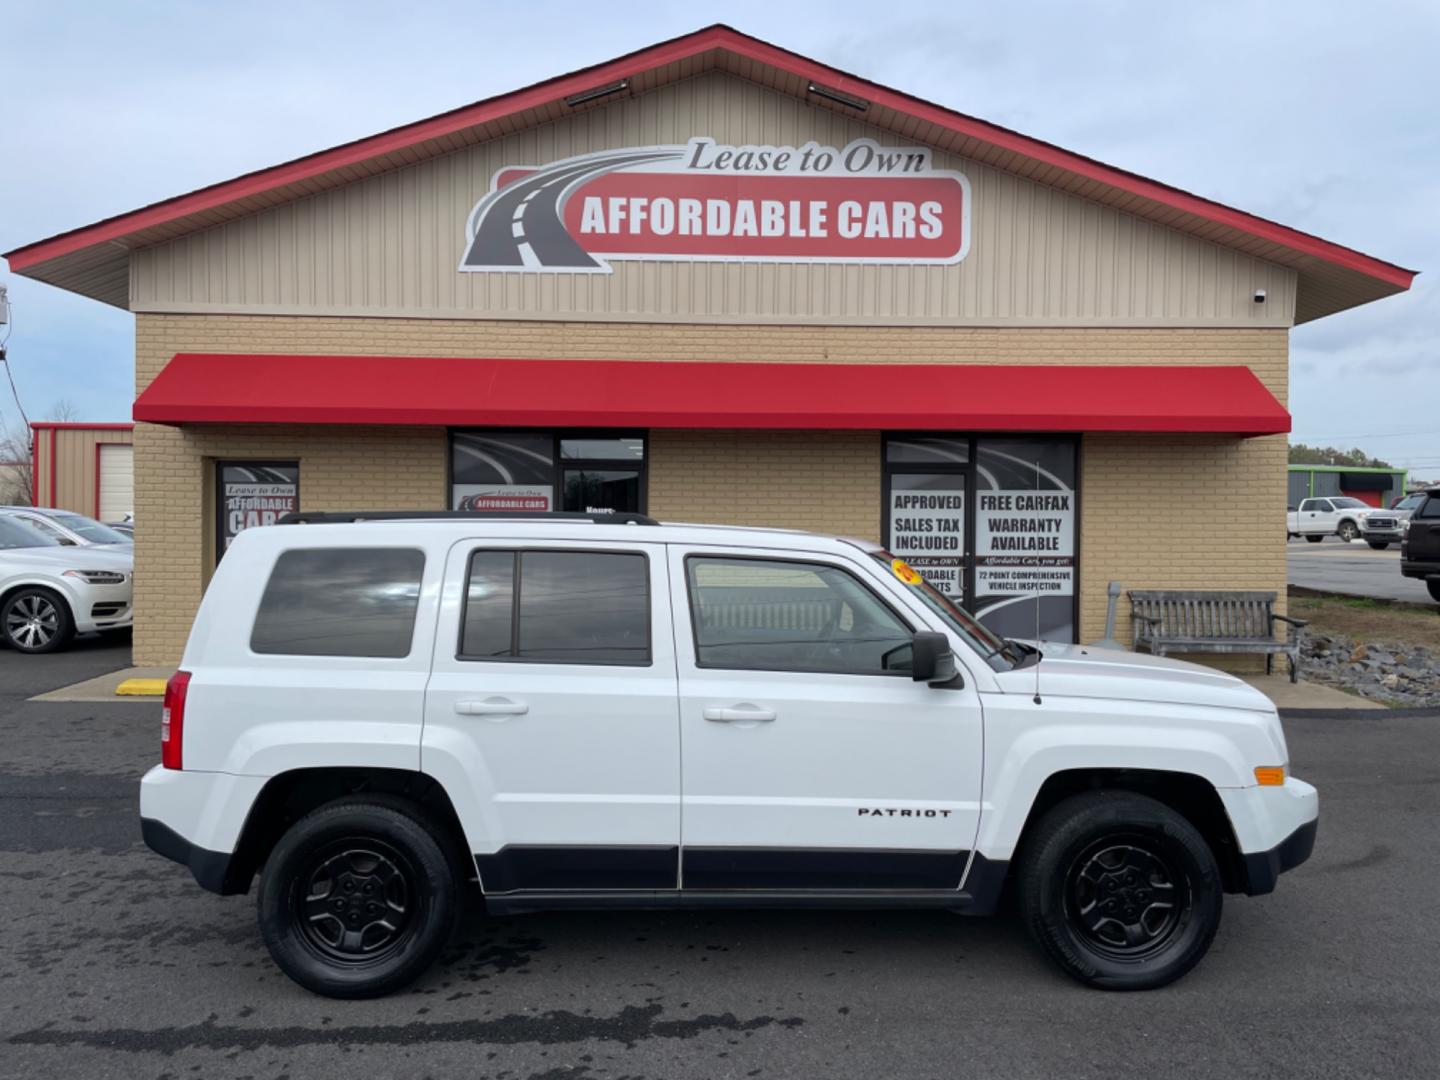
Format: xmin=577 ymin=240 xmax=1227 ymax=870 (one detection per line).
xmin=4 ymin=24 xmax=1414 ymax=322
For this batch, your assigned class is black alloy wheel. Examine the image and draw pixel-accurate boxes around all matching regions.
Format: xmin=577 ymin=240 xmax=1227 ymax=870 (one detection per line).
xmin=1064 ymin=837 xmax=1185 ymax=959
xmin=292 ymin=839 xmax=418 ymax=965
xmin=258 ymin=799 xmax=461 ymax=998
xmin=1017 ymin=791 xmax=1222 ymax=990
xmin=2 ymin=588 xmax=74 ymax=653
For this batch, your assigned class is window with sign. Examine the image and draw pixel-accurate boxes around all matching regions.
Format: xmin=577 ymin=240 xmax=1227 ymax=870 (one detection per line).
xmin=216 ymin=461 xmax=299 ymax=564
xmin=450 ymin=432 xmax=646 ymax=516
xmin=882 ymin=434 xmax=1078 ymax=642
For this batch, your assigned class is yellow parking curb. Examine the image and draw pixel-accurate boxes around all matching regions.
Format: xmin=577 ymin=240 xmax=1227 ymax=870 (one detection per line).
xmin=116 ymin=678 xmax=168 ymax=697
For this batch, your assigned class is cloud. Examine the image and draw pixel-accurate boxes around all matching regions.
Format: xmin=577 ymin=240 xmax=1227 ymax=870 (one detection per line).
xmin=1 ymin=0 xmax=1435 ymax=464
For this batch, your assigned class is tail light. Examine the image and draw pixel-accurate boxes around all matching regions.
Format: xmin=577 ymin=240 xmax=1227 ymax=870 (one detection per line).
xmin=161 ymin=670 xmax=192 ymax=770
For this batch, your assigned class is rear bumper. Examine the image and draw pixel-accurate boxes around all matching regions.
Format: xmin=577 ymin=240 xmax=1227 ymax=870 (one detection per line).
xmin=139 ymin=765 xmax=267 ymax=895
xmin=1400 ymin=560 xmax=1440 ymax=580
xmin=141 ymin=817 xmax=243 ymax=895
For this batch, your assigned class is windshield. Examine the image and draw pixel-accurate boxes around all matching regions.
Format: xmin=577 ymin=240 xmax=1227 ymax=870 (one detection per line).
xmin=1331 ymin=497 xmax=1369 ymax=509
xmin=49 ymin=513 xmax=132 ymax=544
xmin=870 ymin=552 xmax=1012 ymax=670
xmin=0 ymin=516 xmax=62 ymax=550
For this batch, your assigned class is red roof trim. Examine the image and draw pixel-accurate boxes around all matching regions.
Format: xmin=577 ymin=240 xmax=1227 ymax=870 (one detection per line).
xmin=29 ymin=421 xmax=135 ymax=432
xmin=5 ymin=25 xmax=1414 ymax=291
xmin=133 ymin=354 xmax=1291 ymax=436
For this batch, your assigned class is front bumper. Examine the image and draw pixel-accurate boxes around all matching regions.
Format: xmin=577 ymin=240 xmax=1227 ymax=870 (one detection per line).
xmin=1218 ymin=777 xmax=1319 ymax=895
xmin=1242 ymin=818 xmax=1318 ymax=896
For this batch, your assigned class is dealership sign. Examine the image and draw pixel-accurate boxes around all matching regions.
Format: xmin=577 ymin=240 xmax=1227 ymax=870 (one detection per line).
xmin=459 ymin=138 xmax=970 ymax=273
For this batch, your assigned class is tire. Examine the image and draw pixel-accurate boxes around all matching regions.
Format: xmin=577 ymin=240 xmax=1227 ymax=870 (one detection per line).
xmin=1367 ymin=541 xmax=1390 ymax=550
xmin=1337 ymin=520 xmax=1359 ymax=543
xmin=257 ymin=798 xmax=461 ymax=999
xmin=1428 ymin=580 xmax=1440 ymax=603
xmin=1016 ymin=791 xmax=1222 ymax=991
xmin=1305 ymin=535 xmax=1324 ymax=543
xmin=1 ymin=587 xmax=75 ymax=654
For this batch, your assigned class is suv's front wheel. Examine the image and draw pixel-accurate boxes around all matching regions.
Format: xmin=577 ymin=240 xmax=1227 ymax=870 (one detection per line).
xmin=258 ymin=798 xmax=461 ymax=998
xmin=1016 ymin=792 xmax=1222 ymax=990
xmin=2 ymin=587 xmax=74 ymax=653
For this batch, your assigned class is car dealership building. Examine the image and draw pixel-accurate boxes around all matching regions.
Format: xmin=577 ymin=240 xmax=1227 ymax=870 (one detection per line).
xmin=4 ymin=25 xmax=1414 ymax=664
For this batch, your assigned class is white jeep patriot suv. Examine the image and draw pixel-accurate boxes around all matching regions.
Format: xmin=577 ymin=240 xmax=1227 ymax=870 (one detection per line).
xmin=140 ymin=512 xmax=1318 ymax=998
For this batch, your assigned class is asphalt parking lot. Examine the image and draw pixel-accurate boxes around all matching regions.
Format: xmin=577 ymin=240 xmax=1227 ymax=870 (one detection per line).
xmin=1288 ymin=536 xmax=1434 ymax=604
xmin=2 ymin=637 xmax=1438 ymax=1079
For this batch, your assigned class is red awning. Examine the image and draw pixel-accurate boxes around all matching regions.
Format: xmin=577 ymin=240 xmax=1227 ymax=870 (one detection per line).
xmin=132 ymin=354 xmax=1290 ymax=435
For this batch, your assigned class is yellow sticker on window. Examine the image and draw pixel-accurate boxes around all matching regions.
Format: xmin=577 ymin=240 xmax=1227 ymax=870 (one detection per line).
xmin=891 ymin=558 xmax=923 ymax=586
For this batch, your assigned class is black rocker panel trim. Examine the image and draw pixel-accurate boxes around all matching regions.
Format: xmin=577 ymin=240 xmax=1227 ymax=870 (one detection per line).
xmin=474 ymin=845 xmax=679 ymax=893
xmin=682 ymin=847 xmax=970 ymax=891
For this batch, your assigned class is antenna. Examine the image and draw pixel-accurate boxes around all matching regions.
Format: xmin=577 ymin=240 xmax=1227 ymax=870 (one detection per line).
xmin=1033 ymin=456 xmax=1043 ymax=706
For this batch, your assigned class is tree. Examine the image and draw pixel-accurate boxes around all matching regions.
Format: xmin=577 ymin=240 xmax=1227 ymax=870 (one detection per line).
xmin=1288 ymin=443 xmax=1393 ymax=469
xmin=0 ymin=432 xmax=32 ymax=505
xmin=47 ymin=398 xmax=79 ymax=422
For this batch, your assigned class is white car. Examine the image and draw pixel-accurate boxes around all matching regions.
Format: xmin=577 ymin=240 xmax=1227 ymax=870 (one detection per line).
xmin=1287 ymin=496 xmax=1402 ymax=548
xmin=140 ymin=512 xmax=1317 ymax=998
xmin=0 ymin=506 xmax=134 ymax=548
xmin=0 ymin=515 xmax=134 ymax=652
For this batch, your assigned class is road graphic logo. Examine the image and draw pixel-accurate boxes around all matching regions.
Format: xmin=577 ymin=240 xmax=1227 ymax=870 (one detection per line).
xmin=459 ymin=137 xmax=970 ymax=273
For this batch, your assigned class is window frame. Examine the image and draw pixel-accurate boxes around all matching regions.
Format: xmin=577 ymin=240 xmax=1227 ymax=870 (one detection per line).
xmin=682 ymin=553 xmax=918 ymax=678
xmin=249 ymin=546 xmax=427 ymax=659
xmin=456 ymin=546 xmax=653 ymax=667
xmin=447 ymin=429 xmax=649 ymax=514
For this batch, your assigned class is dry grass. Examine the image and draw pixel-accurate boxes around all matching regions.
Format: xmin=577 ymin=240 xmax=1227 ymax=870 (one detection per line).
xmin=1289 ymin=592 xmax=1440 ymax=651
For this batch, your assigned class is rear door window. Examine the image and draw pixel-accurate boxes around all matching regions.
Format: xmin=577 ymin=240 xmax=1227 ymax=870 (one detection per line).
xmin=460 ymin=549 xmax=650 ymax=665
xmin=251 ymin=548 xmax=425 ymax=657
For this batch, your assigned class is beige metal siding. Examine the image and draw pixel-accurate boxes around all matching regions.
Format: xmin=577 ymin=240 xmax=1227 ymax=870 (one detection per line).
xmin=131 ymin=72 xmax=1296 ymax=327
xmin=36 ymin=428 xmax=134 ymax=516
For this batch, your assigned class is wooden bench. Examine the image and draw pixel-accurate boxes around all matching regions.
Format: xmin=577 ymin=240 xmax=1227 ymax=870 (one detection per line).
xmin=1128 ymin=590 xmax=1308 ymax=683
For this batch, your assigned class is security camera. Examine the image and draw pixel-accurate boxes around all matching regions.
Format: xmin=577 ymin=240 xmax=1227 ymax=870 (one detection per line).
xmin=1253 ymin=289 xmax=1267 ymax=304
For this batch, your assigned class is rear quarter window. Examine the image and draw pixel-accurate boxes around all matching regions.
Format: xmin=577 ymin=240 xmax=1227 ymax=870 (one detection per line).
xmin=250 ymin=547 xmax=425 ymax=658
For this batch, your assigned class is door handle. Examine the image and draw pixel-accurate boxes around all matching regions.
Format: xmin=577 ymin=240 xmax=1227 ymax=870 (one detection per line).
xmin=703 ymin=705 xmax=776 ymax=723
xmin=454 ymin=698 xmax=529 ymax=718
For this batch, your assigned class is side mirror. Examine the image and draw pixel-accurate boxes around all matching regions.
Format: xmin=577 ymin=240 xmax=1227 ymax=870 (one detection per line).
xmin=911 ymin=631 xmax=958 ymax=684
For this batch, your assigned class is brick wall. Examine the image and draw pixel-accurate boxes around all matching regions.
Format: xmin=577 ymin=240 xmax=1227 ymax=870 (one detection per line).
xmin=134 ymin=314 xmax=1287 ymax=664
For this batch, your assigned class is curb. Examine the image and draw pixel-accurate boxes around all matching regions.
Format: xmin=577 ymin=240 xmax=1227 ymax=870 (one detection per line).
xmin=116 ymin=678 xmax=167 ymax=697
xmin=1280 ymin=706 xmax=1440 ymax=720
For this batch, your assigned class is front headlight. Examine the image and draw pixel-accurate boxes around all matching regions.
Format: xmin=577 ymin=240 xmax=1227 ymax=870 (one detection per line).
xmin=62 ymin=570 xmax=127 ymax=585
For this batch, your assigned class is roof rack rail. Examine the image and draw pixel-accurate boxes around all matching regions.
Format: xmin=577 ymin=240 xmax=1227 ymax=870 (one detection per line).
xmin=276 ymin=510 xmax=660 ymax=526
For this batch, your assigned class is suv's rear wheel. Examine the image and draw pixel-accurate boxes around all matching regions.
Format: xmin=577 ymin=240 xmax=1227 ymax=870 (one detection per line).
xmin=1428 ymin=579 xmax=1440 ymax=603
xmin=2 ymin=587 xmax=74 ymax=653
xmin=1016 ymin=792 xmax=1222 ymax=990
xmin=258 ymin=799 xmax=460 ymax=998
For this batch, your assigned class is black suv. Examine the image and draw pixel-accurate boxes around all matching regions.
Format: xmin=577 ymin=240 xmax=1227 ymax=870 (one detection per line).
xmin=1400 ymin=487 xmax=1440 ymax=602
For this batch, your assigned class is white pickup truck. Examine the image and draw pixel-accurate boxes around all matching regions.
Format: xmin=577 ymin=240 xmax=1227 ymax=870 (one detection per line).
xmin=1287 ymin=496 xmax=1403 ymax=549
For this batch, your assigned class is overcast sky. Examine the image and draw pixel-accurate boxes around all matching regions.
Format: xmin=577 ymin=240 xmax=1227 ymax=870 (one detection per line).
xmin=2 ymin=0 xmax=1436 ymax=476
